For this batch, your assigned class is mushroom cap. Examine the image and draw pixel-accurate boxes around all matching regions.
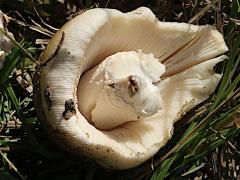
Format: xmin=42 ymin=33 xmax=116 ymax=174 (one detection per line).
xmin=36 ymin=7 xmax=228 ymax=169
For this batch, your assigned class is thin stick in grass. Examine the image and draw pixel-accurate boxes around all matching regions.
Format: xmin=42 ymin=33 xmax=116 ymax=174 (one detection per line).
xmin=0 ymin=150 xmax=26 ymax=180
xmin=0 ymin=27 xmax=37 ymax=64
xmin=188 ymin=0 xmax=220 ymax=24
xmin=31 ymin=0 xmax=59 ymax=32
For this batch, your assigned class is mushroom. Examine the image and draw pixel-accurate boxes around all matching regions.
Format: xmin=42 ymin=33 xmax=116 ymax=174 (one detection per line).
xmin=34 ymin=7 xmax=228 ymax=170
xmin=0 ymin=10 xmax=14 ymax=69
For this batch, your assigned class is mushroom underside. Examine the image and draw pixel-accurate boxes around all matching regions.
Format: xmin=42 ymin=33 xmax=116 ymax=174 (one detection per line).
xmin=38 ymin=7 xmax=228 ymax=169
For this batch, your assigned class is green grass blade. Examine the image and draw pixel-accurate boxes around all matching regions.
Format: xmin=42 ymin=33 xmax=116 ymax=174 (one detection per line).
xmin=0 ymin=28 xmax=36 ymax=63
xmin=152 ymin=89 xmax=239 ymax=178
xmin=212 ymin=35 xmax=240 ymax=109
xmin=151 ymin=154 xmax=178 ymax=180
xmin=5 ymin=83 xmax=24 ymax=119
xmin=181 ymin=163 xmax=205 ymax=177
xmin=168 ymin=128 xmax=238 ymax=175
xmin=0 ymin=94 xmax=3 ymax=115
xmin=237 ymin=0 xmax=240 ymax=12
xmin=0 ymin=171 xmax=20 ymax=180
xmin=226 ymin=0 xmax=239 ymax=34
xmin=0 ymin=46 xmax=21 ymax=86
xmin=225 ymin=77 xmax=240 ymax=98
xmin=180 ymin=121 xmax=198 ymax=141
xmin=211 ymin=104 xmax=240 ymax=130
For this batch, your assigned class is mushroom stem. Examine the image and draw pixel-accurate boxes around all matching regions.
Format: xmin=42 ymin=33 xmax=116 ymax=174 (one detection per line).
xmin=78 ymin=50 xmax=165 ymax=130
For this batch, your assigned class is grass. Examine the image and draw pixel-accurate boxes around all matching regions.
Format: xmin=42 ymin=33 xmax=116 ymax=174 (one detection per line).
xmin=0 ymin=0 xmax=239 ymax=180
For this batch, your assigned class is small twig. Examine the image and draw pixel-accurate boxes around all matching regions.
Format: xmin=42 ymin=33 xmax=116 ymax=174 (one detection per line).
xmin=0 ymin=150 xmax=26 ymax=180
xmin=30 ymin=18 xmax=45 ymax=29
xmin=105 ymin=0 xmax=111 ymax=7
xmin=0 ymin=147 xmax=10 ymax=152
xmin=0 ymin=120 xmax=22 ymax=129
xmin=39 ymin=31 xmax=65 ymax=68
xmin=35 ymin=39 xmax=49 ymax=45
xmin=188 ymin=0 xmax=220 ymax=24
xmin=181 ymin=162 xmax=206 ymax=176
xmin=150 ymin=157 xmax=154 ymax=171
xmin=211 ymin=4 xmax=240 ymax=26
xmin=216 ymin=1 xmax=223 ymax=33
xmin=11 ymin=18 xmax=53 ymax=37
xmin=29 ymin=18 xmax=56 ymax=36
xmin=0 ymin=27 xmax=37 ymax=64
xmin=31 ymin=0 xmax=59 ymax=32
xmin=14 ymin=11 xmax=29 ymax=27
xmin=5 ymin=111 xmax=19 ymax=127
xmin=210 ymin=127 xmax=226 ymax=140
xmin=188 ymin=0 xmax=194 ymax=7
xmin=228 ymin=141 xmax=240 ymax=154
xmin=0 ymin=135 xmax=12 ymax=138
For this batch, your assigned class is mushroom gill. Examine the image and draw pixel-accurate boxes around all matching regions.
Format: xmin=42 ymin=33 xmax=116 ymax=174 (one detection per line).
xmin=36 ymin=7 xmax=228 ymax=169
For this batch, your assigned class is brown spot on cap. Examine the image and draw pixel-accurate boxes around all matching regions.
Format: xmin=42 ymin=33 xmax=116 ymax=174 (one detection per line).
xmin=127 ymin=75 xmax=139 ymax=97
xmin=62 ymin=99 xmax=76 ymax=120
xmin=44 ymin=85 xmax=53 ymax=111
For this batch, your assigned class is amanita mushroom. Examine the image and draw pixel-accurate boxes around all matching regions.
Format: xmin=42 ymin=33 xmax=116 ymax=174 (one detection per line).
xmin=34 ymin=7 xmax=228 ymax=169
